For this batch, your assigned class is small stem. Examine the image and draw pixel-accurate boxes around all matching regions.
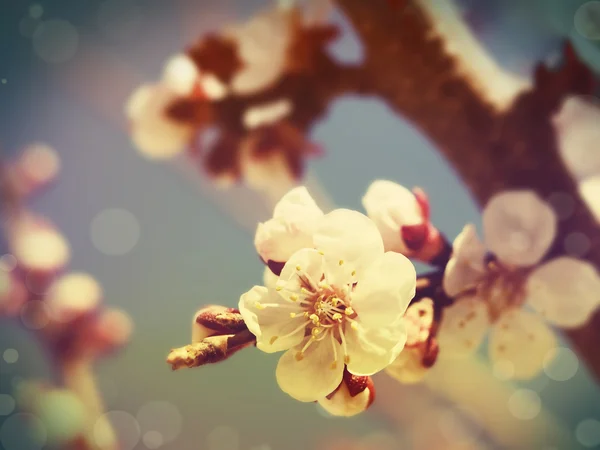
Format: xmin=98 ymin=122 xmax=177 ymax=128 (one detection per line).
xmin=61 ymin=359 xmax=118 ymax=450
xmin=167 ymin=329 xmax=256 ymax=371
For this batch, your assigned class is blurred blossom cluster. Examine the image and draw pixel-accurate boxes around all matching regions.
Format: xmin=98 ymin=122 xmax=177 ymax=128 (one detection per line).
xmin=126 ymin=3 xmax=341 ymax=193
xmin=1 ymin=143 xmax=132 ymax=448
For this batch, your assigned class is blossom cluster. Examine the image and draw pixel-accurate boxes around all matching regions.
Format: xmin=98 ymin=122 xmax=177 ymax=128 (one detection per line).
xmin=171 ymin=176 xmax=600 ymax=417
xmin=126 ymin=4 xmax=339 ymax=191
xmin=1 ymin=144 xmax=131 ymax=447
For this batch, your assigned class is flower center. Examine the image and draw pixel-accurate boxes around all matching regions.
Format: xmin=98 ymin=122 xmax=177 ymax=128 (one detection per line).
xmin=478 ymin=260 xmax=529 ymax=321
xmin=281 ymin=264 xmax=358 ymax=366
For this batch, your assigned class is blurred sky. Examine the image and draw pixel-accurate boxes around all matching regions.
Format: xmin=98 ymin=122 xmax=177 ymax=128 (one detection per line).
xmin=1 ymin=1 xmax=600 ymax=450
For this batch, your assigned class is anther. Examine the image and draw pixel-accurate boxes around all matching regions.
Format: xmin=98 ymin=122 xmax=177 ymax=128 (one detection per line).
xmin=351 ymin=322 xmax=359 ymax=330
xmin=269 ymin=336 xmax=279 ymax=345
xmin=290 ymin=294 xmax=299 ymax=302
xmin=290 ymin=312 xmax=297 ymax=318
xmin=295 ymin=352 xmax=304 ymax=361
xmin=345 ymin=307 xmax=354 ymax=316
xmin=339 ymin=260 xmax=344 ymax=266
xmin=332 ymin=313 xmax=342 ymax=321
xmin=296 ymin=265 xmax=302 ymax=271
xmin=330 ymin=361 xmax=337 ymax=370
xmin=255 ymin=302 xmax=266 ymax=310
xmin=344 ymin=355 xmax=350 ymax=364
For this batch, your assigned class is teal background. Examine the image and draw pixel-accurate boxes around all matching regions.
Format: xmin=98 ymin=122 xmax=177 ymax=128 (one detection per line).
xmin=1 ymin=1 xmax=600 ymax=449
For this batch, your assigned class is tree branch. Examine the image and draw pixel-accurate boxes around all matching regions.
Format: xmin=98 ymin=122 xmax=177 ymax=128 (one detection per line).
xmin=335 ymin=0 xmax=600 ymax=378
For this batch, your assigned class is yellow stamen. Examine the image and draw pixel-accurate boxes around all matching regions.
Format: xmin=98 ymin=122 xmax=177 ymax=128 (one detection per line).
xmin=311 ymin=327 xmax=321 ymax=336
xmin=254 ymin=302 xmax=266 ymax=310
xmin=275 ymin=286 xmax=282 ymax=291
xmin=296 ymin=265 xmax=302 ymax=271
xmin=295 ymin=352 xmax=304 ymax=361
xmin=269 ymin=336 xmax=279 ymax=345
xmin=290 ymin=312 xmax=297 ymax=318
xmin=345 ymin=307 xmax=354 ymax=316
xmin=338 ymin=260 xmax=344 ymax=266
xmin=344 ymin=355 xmax=350 ymax=364
xmin=330 ymin=361 xmax=337 ymax=370
xmin=301 ymin=287 xmax=312 ymax=295
xmin=351 ymin=270 xmax=356 ymax=277
xmin=332 ymin=313 xmax=342 ymax=321
xmin=290 ymin=294 xmax=298 ymax=302
xmin=351 ymin=321 xmax=359 ymax=330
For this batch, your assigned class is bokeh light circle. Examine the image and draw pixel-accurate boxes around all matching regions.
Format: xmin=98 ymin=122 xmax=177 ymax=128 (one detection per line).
xmin=20 ymin=301 xmax=50 ymax=330
xmin=143 ymin=430 xmax=164 ymax=449
xmin=3 ymin=348 xmax=19 ymax=364
xmin=32 ymin=20 xmax=79 ymax=63
xmin=36 ymin=390 xmax=87 ymax=445
xmin=508 ymin=389 xmax=541 ymax=420
xmin=94 ymin=411 xmax=141 ymax=450
xmin=543 ymin=347 xmax=579 ymax=381
xmin=564 ymin=232 xmax=591 ymax=257
xmin=136 ymin=401 xmax=183 ymax=444
xmin=90 ymin=208 xmax=140 ymax=256
xmin=0 ymin=413 xmax=47 ymax=450
xmin=574 ymin=2 xmax=600 ymax=40
xmin=0 ymin=254 xmax=17 ymax=272
xmin=0 ymin=394 xmax=16 ymax=416
xmin=206 ymin=426 xmax=240 ymax=450
xmin=576 ymin=418 xmax=600 ymax=448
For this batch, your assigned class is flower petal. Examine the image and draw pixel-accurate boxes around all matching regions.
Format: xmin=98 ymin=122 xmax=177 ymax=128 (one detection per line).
xmin=483 ymin=191 xmax=557 ymax=267
xmin=553 ymin=95 xmax=600 ymax=181
xmin=254 ymin=186 xmax=323 ymax=263
xmin=126 ymin=84 xmax=192 ymax=160
xmin=580 ymin=176 xmax=600 ymax=221
xmin=162 ymin=54 xmax=200 ymax=96
xmin=526 ymin=257 xmax=600 ymax=328
xmin=238 ymin=286 xmax=305 ymax=353
xmin=313 ymin=209 xmax=384 ymax=285
xmin=437 ymin=296 xmax=490 ymax=357
xmin=385 ymin=347 xmax=428 ymax=384
xmin=276 ymin=248 xmax=324 ymax=298
xmin=263 ymin=266 xmax=279 ymax=290
xmin=362 ymin=180 xmax=422 ymax=253
xmin=489 ymin=309 xmax=556 ymax=380
xmin=317 ymin=381 xmax=371 ymax=417
xmin=276 ymin=336 xmax=344 ymax=402
xmin=443 ymin=224 xmax=487 ymax=297
xmin=352 ymin=252 xmax=416 ymax=328
xmin=344 ymin=319 xmax=407 ymax=376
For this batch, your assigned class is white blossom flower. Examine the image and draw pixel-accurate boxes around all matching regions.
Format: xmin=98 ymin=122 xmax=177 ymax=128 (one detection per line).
xmin=163 ymin=54 xmax=201 ymax=97
xmin=439 ymin=190 xmax=600 ymax=379
xmin=362 ymin=180 xmax=439 ymax=259
xmin=385 ymin=298 xmax=435 ymax=384
xmin=224 ymin=8 xmax=294 ymax=95
xmin=126 ymin=83 xmax=194 ymax=159
xmin=580 ymin=176 xmax=600 ymax=221
xmin=254 ymin=186 xmax=324 ymax=264
xmin=553 ymin=95 xmax=600 ymax=181
xmin=240 ymin=205 xmax=416 ymax=402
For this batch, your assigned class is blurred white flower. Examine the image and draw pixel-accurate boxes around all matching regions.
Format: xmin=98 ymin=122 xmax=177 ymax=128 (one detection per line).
xmin=553 ymin=96 xmax=600 ymax=181
xmin=362 ymin=180 xmax=441 ymax=261
xmin=126 ymin=83 xmax=194 ymax=159
xmin=386 ymin=298 xmax=435 ymax=384
xmin=225 ymin=8 xmax=294 ymax=95
xmin=439 ymin=190 xmax=600 ymax=379
xmin=162 ymin=54 xmax=201 ymax=97
xmin=580 ymin=176 xmax=600 ymax=221
xmin=254 ymin=186 xmax=324 ymax=264
xmin=240 ymin=205 xmax=416 ymax=402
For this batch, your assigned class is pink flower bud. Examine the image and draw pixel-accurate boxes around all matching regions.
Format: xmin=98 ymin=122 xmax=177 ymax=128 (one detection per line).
xmin=192 ymin=305 xmax=245 ymax=342
xmin=318 ymin=371 xmax=375 ymax=417
xmin=363 ymin=181 xmax=444 ymax=262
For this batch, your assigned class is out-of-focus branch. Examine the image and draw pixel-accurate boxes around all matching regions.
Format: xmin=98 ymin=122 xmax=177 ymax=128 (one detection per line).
xmin=334 ymin=0 xmax=600 ymax=378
